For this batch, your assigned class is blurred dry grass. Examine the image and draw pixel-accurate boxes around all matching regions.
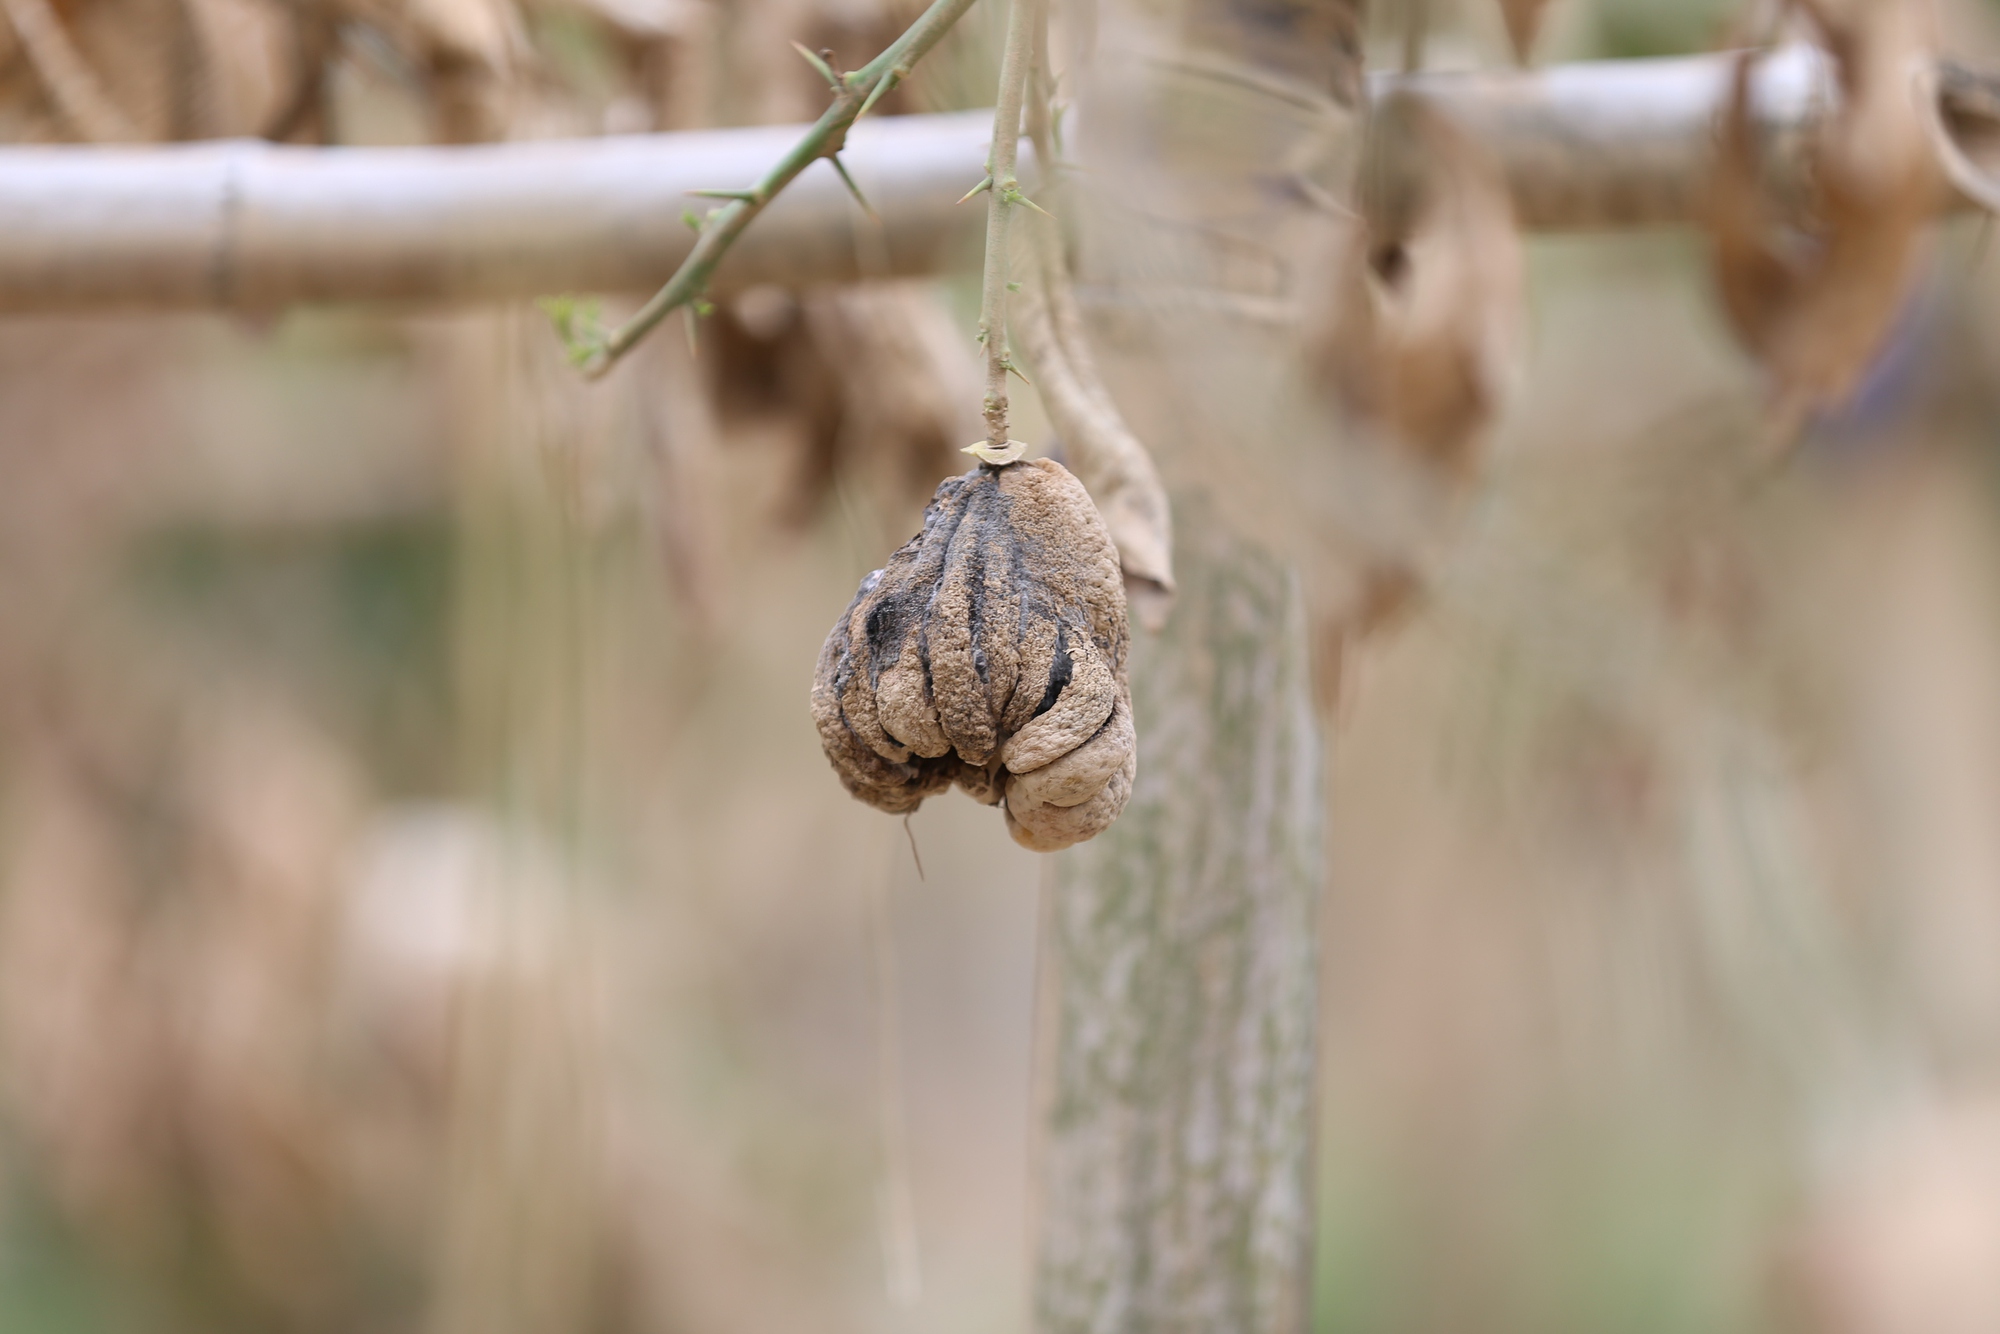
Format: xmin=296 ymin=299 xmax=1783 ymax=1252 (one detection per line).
xmin=5 ymin=0 xmax=2000 ymax=1332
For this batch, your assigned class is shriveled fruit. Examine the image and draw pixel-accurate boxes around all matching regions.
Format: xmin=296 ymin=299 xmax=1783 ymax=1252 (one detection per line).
xmin=811 ymin=457 xmax=1135 ymax=852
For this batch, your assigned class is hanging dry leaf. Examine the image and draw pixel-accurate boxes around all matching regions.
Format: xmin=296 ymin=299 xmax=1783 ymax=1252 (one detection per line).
xmin=1313 ymin=89 xmax=1524 ymax=475
xmin=811 ymin=458 xmax=1135 ymax=852
xmin=800 ymin=283 xmax=984 ymax=504
xmin=363 ymin=0 xmax=527 ymax=140
xmin=1707 ymin=0 xmax=1938 ymax=422
xmin=711 ymin=282 xmax=981 ymax=526
xmin=1016 ymin=222 xmax=1175 ymax=630
xmin=1498 ymin=0 xmax=1550 ymax=64
xmin=1911 ymin=61 xmax=2000 ymax=217
xmin=0 ymin=0 xmax=136 ymax=140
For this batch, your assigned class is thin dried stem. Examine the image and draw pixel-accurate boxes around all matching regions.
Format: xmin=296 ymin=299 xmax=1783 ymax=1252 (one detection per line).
xmin=972 ymin=0 xmax=1040 ymax=454
xmin=1013 ymin=7 xmax=1174 ymax=620
xmin=580 ymin=0 xmax=980 ymax=378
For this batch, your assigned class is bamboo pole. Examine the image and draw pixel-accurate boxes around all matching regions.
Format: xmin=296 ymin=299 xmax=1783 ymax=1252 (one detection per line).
xmin=2 ymin=49 xmax=1996 ymax=313
xmin=0 ymin=110 xmax=997 ymax=311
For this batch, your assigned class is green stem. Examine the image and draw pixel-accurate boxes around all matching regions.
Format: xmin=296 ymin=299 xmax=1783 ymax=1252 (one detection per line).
xmin=581 ymin=0 xmax=979 ymax=379
xmin=976 ymin=0 xmax=1041 ymax=446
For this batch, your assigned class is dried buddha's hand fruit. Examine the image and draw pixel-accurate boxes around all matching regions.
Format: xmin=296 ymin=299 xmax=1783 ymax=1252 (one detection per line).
xmin=811 ymin=457 xmax=1134 ymax=852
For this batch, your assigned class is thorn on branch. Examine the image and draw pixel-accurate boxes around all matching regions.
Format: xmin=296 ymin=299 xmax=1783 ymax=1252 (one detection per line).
xmin=791 ymin=41 xmax=842 ymax=90
xmin=830 ymin=154 xmax=879 ymax=220
xmin=856 ymin=64 xmax=906 ymax=120
xmin=1000 ymin=183 xmax=1054 ymax=218
xmin=958 ymin=176 xmax=994 ymax=204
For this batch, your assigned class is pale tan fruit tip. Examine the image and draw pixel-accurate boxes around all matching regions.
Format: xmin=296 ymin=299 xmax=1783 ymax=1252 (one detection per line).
xmin=962 ymin=439 xmax=1028 ymax=466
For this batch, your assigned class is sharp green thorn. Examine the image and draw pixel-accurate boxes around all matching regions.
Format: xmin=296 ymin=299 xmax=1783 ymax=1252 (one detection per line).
xmin=790 ymin=41 xmax=841 ymax=89
xmin=1004 ymin=359 xmax=1033 ymax=386
xmin=856 ymin=65 xmax=903 ymax=120
xmin=999 ymin=183 xmax=1055 ymax=219
xmin=829 ymin=154 xmax=878 ymax=221
xmin=957 ymin=176 xmax=993 ymax=205
xmin=688 ymin=188 xmax=759 ymax=202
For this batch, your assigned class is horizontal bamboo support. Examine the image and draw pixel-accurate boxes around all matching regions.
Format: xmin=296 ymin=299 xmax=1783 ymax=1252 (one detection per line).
xmin=0 ymin=47 xmax=1989 ymax=312
xmin=0 ymin=110 xmax=996 ymax=311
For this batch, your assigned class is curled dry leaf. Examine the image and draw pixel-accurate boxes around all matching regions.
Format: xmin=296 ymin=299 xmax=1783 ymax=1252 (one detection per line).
xmin=1498 ymin=0 xmax=1551 ymax=64
xmin=1013 ymin=29 xmax=1173 ymax=632
xmin=0 ymin=0 xmax=524 ymax=143
xmin=1015 ymin=228 xmax=1175 ymax=630
xmin=381 ymin=0 xmax=528 ymax=140
xmin=800 ymin=282 xmax=984 ymax=506
xmin=0 ymin=0 xmax=135 ymax=140
xmin=811 ymin=458 xmax=1135 ymax=852
xmin=1912 ymin=62 xmax=2000 ymax=217
xmin=1314 ymin=89 xmax=1524 ymax=476
xmin=714 ymin=282 xmax=981 ymax=525
xmin=1707 ymin=0 xmax=1938 ymax=421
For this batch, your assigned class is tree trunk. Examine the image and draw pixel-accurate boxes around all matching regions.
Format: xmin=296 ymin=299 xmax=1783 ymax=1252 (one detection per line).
xmin=1038 ymin=509 xmax=1323 ymax=1334
xmin=1031 ymin=0 xmax=1360 ymax=1328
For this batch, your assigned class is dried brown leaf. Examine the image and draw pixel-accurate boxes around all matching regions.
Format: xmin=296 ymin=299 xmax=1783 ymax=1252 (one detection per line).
xmin=1913 ymin=62 xmax=2000 ymax=216
xmin=1498 ymin=0 xmax=1550 ymax=64
xmin=0 ymin=0 xmax=137 ymax=140
xmin=1016 ymin=224 xmax=1175 ymax=629
xmin=1315 ymin=90 xmax=1524 ymax=475
xmin=800 ymin=282 xmax=984 ymax=505
xmin=1707 ymin=0 xmax=1939 ymax=421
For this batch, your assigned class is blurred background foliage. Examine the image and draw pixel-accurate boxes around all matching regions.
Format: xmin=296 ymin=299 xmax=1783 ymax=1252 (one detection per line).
xmin=4 ymin=0 xmax=2000 ymax=1332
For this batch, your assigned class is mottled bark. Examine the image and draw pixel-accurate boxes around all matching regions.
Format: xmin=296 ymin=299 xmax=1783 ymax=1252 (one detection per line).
xmin=1039 ymin=512 xmax=1323 ymax=1334
xmin=1029 ymin=0 xmax=1357 ymax=1328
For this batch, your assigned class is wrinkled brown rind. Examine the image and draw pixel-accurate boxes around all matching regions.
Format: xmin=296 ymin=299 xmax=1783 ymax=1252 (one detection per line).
xmin=811 ymin=458 xmax=1134 ymax=851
